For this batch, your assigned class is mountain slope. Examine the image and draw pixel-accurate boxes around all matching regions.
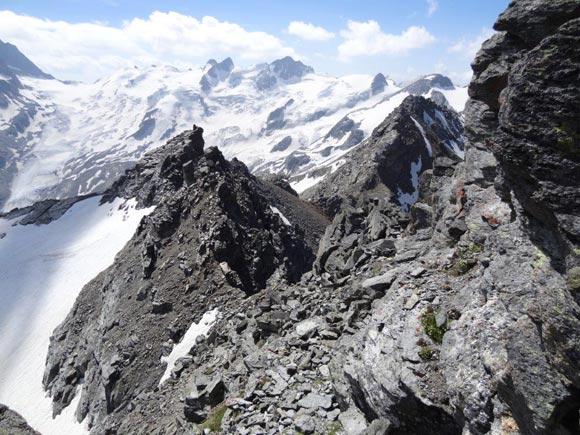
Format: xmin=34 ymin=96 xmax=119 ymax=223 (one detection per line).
xmin=0 ymin=39 xmax=52 ymax=79
xmin=0 ymin=195 xmax=153 ymax=435
xmin=3 ymin=1 xmax=578 ymax=434
xmin=39 ymin=127 xmax=324 ymax=434
xmin=0 ymin=49 xmax=468 ymax=211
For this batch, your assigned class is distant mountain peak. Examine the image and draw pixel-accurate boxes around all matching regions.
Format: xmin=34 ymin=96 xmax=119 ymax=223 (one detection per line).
xmin=371 ymin=73 xmax=388 ymax=96
xmin=200 ymin=57 xmax=235 ymax=93
xmin=270 ymin=56 xmax=314 ymax=80
xmin=254 ymin=57 xmax=314 ymax=91
xmin=0 ymin=39 xmax=52 ymax=79
xmin=400 ymin=73 xmax=456 ymax=96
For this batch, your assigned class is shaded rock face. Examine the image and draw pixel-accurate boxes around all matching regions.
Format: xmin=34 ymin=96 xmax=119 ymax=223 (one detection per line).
xmin=270 ymin=56 xmax=314 ymax=81
xmin=304 ymin=96 xmax=465 ymax=218
xmin=271 ymin=135 xmax=292 ymax=152
xmin=325 ymin=2 xmax=580 ymax=435
xmin=42 ymin=126 xmax=321 ymax=433
xmin=0 ymin=404 xmax=40 ymax=435
xmin=401 ymin=74 xmax=455 ymax=95
xmin=255 ymin=57 xmax=314 ymax=91
xmin=263 ymin=99 xmax=294 ymax=134
xmin=370 ymin=73 xmax=388 ymax=95
xmin=200 ymin=58 xmax=235 ymax=93
xmin=0 ymin=39 xmax=52 ymax=79
xmin=0 ymin=42 xmax=47 ymax=210
xmin=468 ymin=0 xmax=580 ymax=267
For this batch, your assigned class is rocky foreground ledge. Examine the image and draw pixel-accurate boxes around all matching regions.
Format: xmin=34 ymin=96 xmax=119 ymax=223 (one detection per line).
xmin=26 ymin=0 xmax=580 ymax=434
xmin=0 ymin=404 xmax=39 ymax=435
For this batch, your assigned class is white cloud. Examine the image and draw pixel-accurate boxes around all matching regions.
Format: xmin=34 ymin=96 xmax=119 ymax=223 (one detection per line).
xmin=427 ymin=0 xmax=439 ymax=17
xmin=448 ymin=27 xmax=495 ymax=59
xmin=338 ymin=20 xmax=435 ymax=60
xmin=0 ymin=11 xmax=297 ymax=82
xmin=287 ymin=21 xmax=335 ymax=41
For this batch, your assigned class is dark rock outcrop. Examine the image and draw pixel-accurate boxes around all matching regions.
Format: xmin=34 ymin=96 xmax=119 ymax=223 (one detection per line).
xmin=200 ymin=58 xmax=235 ymax=93
xmin=371 ymin=73 xmax=388 ymax=96
xmin=326 ymin=2 xmax=580 ymax=435
xmin=0 ymin=39 xmax=53 ymax=79
xmin=304 ymin=96 xmax=465 ymax=217
xmin=0 ymin=404 xmax=40 ymax=435
xmin=42 ymin=126 xmax=321 ymax=433
xmin=469 ymin=0 xmax=580 ymax=267
xmin=255 ymin=57 xmax=314 ymax=91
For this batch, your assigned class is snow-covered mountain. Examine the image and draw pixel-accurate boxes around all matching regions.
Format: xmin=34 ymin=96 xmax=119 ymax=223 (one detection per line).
xmin=0 ymin=41 xmax=468 ymax=211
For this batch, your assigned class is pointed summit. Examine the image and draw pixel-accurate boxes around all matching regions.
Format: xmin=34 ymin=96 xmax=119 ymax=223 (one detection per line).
xmin=270 ymin=56 xmax=314 ymax=80
xmin=402 ymin=74 xmax=455 ymax=95
xmin=255 ymin=57 xmax=314 ymax=91
xmin=0 ymin=40 xmax=52 ymax=79
xmin=370 ymin=73 xmax=388 ymax=96
xmin=200 ymin=57 xmax=235 ymax=93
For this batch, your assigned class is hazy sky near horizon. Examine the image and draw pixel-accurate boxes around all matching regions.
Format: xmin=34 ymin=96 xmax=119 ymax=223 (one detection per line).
xmin=0 ymin=0 xmax=509 ymax=85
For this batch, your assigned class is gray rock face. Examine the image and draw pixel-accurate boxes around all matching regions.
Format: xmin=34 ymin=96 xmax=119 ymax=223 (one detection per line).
xmin=428 ymin=90 xmax=453 ymax=111
xmin=42 ymin=126 xmax=320 ymax=432
xmin=255 ymin=57 xmax=314 ymax=91
xmin=200 ymin=58 xmax=234 ymax=93
xmin=469 ymin=2 xmax=580 ymax=264
xmin=0 ymin=39 xmax=52 ymax=79
xmin=304 ymin=96 xmax=465 ymax=218
xmin=370 ymin=73 xmax=388 ymax=96
xmin=0 ymin=404 xmax=40 ymax=435
xmin=401 ymin=74 xmax=455 ymax=95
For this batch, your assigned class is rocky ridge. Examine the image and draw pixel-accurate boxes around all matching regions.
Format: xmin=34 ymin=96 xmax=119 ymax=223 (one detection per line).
xmin=0 ymin=404 xmax=40 ymax=435
xmin=28 ymin=0 xmax=580 ymax=434
xmin=41 ymin=126 xmax=323 ymax=433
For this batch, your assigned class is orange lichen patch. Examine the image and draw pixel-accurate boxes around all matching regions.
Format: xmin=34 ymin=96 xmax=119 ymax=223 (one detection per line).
xmin=501 ymin=415 xmax=520 ymax=434
xmin=454 ymin=180 xmax=467 ymax=217
xmin=482 ymin=215 xmax=500 ymax=228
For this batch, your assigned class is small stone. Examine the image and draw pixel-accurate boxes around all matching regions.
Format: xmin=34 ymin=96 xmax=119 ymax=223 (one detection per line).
xmin=404 ymin=293 xmax=420 ymax=310
xmin=327 ymin=409 xmax=340 ymax=421
xmin=152 ymin=300 xmax=172 ymax=314
xmin=296 ymin=317 xmax=323 ymax=338
xmin=339 ymin=407 xmax=368 ymax=434
xmin=362 ymin=271 xmax=396 ymax=291
xmin=297 ymin=393 xmax=333 ymax=410
xmin=319 ymin=365 xmax=331 ymax=377
xmin=286 ymin=363 xmax=298 ymax=375
xmin=567 ymin=267 xmax=580 ymax=292
xmin=320 ymin=329 xmax=339 ymax=340
xmin=435 ymin=310 xmax=447 ymax=328
xmin=410 ymin=267 xmax=426 ymax=278
xmin=294 ymin=415 xmax=315 ymax=434
xmin=219 ymin=261 xmax=231 ymax=275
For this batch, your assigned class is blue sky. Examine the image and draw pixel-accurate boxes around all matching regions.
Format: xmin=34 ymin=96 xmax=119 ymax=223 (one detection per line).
xmin=0 ymin=0 xmax=509 ymax=84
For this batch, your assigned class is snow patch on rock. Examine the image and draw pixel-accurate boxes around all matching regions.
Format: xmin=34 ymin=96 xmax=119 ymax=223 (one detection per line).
xmin=159 ymin=308 xmax=219 ymax=385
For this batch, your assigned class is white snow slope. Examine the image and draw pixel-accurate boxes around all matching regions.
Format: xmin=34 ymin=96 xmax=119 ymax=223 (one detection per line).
xmin=0 ymin=196 xmax=154 ymax=435
xmin=0 ymin=57 xmax=467 ymax=210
